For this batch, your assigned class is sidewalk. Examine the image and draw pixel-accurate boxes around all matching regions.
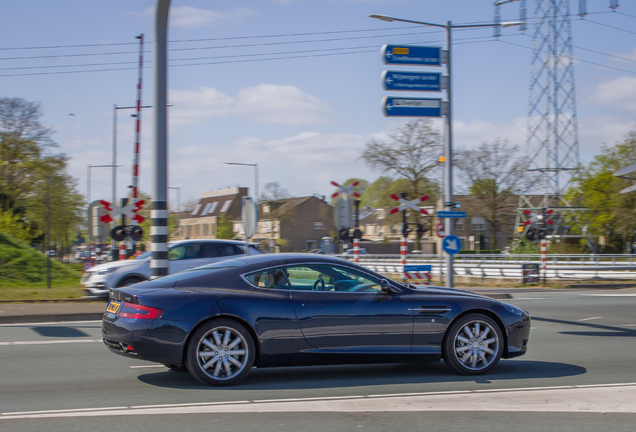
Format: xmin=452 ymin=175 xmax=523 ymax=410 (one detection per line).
xmin=0 ymin=301 xmax=107 ymax=325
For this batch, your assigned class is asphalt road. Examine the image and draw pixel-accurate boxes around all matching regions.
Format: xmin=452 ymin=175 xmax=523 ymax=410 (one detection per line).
xmin=0 ymin=289 xmax=635 ymax=431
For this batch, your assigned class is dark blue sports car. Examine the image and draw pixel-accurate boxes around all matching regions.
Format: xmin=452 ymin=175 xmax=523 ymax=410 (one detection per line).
xmin=102 ymin=253 xmax=531 ymax=386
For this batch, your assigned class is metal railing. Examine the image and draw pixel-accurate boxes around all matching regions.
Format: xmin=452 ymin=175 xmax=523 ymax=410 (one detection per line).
xmin=337 ymin=254 xmax=636 ymax=267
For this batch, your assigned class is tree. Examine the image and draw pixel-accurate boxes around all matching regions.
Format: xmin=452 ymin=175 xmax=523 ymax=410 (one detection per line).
xmin=361 ymin=119 xmax=442 ymax=199
xmin=455 ymin=140 xmax=524 ymax=251
xmin=0 ymin=98 xmax=56 ymax=211
xmin=260 ymin=182 xmax=291 ymax=201
xmin=216 ymin=215 xmax=235 ymax=239
xmin=0 ymin=98 xmax=84 ymax=250
xmin=571 ymin=128 xmax=636 ymax=252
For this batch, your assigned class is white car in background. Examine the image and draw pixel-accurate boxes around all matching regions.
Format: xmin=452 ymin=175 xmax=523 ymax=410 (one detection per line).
xmin=81 ymin=239 xmax=262 ymax=299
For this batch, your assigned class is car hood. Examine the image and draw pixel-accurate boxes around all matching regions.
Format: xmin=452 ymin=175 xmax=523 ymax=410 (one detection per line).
xmin=87 ymin=258 xmax=149 ymax=272
xmin=409 ymin=285 xmax=491 ymax=299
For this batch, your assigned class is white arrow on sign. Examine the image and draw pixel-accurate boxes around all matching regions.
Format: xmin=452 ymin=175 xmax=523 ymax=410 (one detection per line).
xmin=389 ymin=194 xmax=429 ymax=215
xmin=445 ymin=238 xmax=459 ymax=251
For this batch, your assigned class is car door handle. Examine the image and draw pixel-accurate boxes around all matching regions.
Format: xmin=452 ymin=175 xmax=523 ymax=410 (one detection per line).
xmin=302 ymin=302 xmax=323 ymax=307
xmin=408 ymin=306 xmax=451 ymax=313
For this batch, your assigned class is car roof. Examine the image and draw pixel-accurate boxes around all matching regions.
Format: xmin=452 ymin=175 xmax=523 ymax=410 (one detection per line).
xmin=221 ymin=252 xmax=350 ymax=267
xmin=167 ymin=239 xmax=258 ymax=247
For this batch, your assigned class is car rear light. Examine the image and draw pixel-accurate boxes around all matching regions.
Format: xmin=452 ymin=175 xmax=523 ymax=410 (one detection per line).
xmin=119 ymin=302 xmax=163 ymax=319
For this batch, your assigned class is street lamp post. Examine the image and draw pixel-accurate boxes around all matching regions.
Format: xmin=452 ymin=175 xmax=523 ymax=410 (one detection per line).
xmin=168 ymin=186 xmax=181 ymax=238
xmin=369 ymin=14 xmax=522 ymax=287
xmin=224 ymin=162 xmax=259 ymax=201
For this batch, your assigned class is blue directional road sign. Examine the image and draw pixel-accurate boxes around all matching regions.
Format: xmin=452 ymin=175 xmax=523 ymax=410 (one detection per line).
xmin=436 ymin=211 xmax=467 ymax=219
xmin=442 ymin=235 xmax=462 ymax=255
xmin=404 ymin=265 xmax=432 ymax=273
xmin=382 ymin=71 xmax=442 ymax=92
xmin=382 ymin=97 xmax=443 ymax=118
xmin=382 ymin=45 xmax=442 ymax=66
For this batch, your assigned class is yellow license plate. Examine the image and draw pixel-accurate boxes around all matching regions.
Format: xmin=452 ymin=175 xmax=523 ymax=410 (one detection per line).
xmin=106 ymin=301 xmax=121 ymax=314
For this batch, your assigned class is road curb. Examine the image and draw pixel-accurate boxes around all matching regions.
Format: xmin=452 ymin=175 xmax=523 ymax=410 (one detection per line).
xmin=0 ymin=313 xmax=104 ymax=325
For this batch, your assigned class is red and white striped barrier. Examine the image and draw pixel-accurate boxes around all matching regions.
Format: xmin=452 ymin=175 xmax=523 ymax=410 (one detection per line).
xmin=400 ymin=236 xmax=407 ymax=282
xmin=404 ymin=265 xmax=433 ymax=285
xmin=353 ymin=238 xmax=359 ymax=263
xmin=541 ymin=239 xmax=547 ymax=277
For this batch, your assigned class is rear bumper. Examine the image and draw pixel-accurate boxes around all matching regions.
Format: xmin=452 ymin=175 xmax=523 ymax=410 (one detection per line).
xmin=102 ymin=317 xmax=192 ymax=365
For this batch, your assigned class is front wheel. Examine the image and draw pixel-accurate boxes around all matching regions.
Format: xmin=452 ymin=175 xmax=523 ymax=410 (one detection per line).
xmin=443 ymin=313 xmax=503 ymax=375
xmin=185 ymin=319 xmax=255 ymax=386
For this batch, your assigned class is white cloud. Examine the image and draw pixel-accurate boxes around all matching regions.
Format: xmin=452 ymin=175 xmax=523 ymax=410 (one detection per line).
xmin=454 ymin=117 xmax=527 ymax=149
xmin=168 ymin=131 xmax=374 ymax=200
xmin=138 ymin=6 xmax=258 ymax=28
xmin=584 ymin=76 xmax=636 ymax=112
xmin=169 ymin=84 xmax=331 ymax=127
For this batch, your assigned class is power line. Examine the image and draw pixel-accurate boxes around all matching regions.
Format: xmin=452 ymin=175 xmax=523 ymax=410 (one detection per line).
xmin=498 ymin=39 xmax=636 ymax=76
xmin=583 ymin=18 xmax=636 ymax=36
xmin=0 ymin=33 xmax=509 ymax=74
xmin=0 ymin=25 xmax=430 ymax=52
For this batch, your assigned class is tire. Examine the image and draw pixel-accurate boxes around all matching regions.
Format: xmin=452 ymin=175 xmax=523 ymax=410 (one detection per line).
xmin=164 ymin=364 xmax=188 ymax=372
xmin=185 ymin=319 xmax=255 ymax=386
xmin=443 ymin=313 xmax=504 ymax=375
xmin=117 ymin=276 xmax=143 ymax=287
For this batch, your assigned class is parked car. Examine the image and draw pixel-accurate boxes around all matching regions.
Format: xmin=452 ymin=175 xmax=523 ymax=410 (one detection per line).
xmin=102 ymin=253 xmax=531 ymax=386
xmin=82 ymin=239 xmax=262 ymax=299
xmin=345 ymin=248 xmax=367 ymax=255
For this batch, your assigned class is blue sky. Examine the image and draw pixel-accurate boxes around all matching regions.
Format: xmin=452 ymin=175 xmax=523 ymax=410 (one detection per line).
xmin=2 ymin=0 xmax=635 ymax=208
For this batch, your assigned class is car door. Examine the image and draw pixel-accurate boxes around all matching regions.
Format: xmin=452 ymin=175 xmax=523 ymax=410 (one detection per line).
xmin=286 ymin=263 xmax=414 ymax=352
xmin=168 ymin=243 xmax=206 ymax=273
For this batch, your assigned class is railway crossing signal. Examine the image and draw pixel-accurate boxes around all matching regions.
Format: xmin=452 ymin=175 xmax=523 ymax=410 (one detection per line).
xmin=331 ymin=181 xmax=361 ymax=199
xmin=389 ymin=194 xmax=429 ymax=215
xmin=99 ymin=199 xmax=145 ymax=224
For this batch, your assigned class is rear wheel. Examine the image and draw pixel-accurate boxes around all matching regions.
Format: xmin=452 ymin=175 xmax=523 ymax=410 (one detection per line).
xmin=185 ymin=319 xmax=255 ymax=386
xmin=117 ymin=276 xmax=143 ymax=287
xmin=443 ymin=313 xmax=503 ymax=375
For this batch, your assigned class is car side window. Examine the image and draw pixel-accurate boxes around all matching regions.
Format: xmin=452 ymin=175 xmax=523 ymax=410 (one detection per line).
xmin=283 ymin=264 xmax=382 ymax=293
xmin=245 ymin=268 xmax=290 ymax=290
xmin=168 ymin=243 xmax=201 ymax=260
xmin=200 ymin=243 xmax=235 ymax=258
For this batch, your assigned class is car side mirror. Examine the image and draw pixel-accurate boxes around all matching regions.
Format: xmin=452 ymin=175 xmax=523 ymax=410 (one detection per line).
xmin=380 ymin=279 xmax=391 ymax=294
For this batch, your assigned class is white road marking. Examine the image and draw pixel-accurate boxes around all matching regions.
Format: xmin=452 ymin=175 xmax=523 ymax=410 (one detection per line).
xmin=2 ymin=382 xmax=636 ymax=419
xmin=129 ymin=365 xmax=166 ymax=369
xmin=581 ymin=294 xmax=636 ymax=297
xmin=507 ymin=298 xmax=549 ymax=300
xmin=0 ymin=339 xmax=101 ymax=346
xmin=0 ymin=320 xmax=102 ymax=327
xmin=577 ymin=317 xmax=602 ymax=322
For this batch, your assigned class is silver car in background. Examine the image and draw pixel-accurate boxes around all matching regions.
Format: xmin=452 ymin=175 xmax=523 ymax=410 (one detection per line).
xmin=81 ymin=239 xmax=262 ymax=298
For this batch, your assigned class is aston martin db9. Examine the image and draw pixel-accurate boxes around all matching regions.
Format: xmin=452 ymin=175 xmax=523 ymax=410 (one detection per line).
xmin=102 ymin=253 xmax=530 ymax=386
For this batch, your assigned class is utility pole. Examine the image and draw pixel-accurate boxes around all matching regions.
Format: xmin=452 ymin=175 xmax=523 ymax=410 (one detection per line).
xmin=46 ymin=176 xmax=51 ymax=289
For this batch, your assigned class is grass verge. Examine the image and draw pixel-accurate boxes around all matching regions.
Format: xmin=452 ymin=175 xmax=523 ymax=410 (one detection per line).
xmin=0 ymin=231 xmax=84 ymax=301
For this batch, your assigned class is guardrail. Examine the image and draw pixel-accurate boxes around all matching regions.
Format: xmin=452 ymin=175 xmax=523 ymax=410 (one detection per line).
xmin=337 ymin=253 xmax=636 ymax=267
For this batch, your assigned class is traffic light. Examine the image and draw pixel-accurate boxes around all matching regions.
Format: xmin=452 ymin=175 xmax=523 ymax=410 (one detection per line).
xmin=339 ymin=228 xmax=350 ymax=242
xmin=401 ymin=223 xmax=412 ymax=238
xmin=416 ymin=223 xmax=428 ymax=240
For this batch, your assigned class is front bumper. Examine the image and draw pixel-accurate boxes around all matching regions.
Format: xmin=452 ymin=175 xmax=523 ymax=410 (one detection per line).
xmin=504 ymin=315 xmax=531 ymax=358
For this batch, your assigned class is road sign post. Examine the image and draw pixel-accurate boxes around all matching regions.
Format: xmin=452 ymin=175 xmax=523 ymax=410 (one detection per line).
xmin=442 ymin=234 xmax=462 ymax=256
xmin=382 ymin=97 xmax=444 ymax=117
xmin=381 ymin=44 xmax=442 ymax=66
xmin=241 ymin=197 xmax=258 ymax=256
xmin=382 ymin=71 xmax=444 ymax=92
